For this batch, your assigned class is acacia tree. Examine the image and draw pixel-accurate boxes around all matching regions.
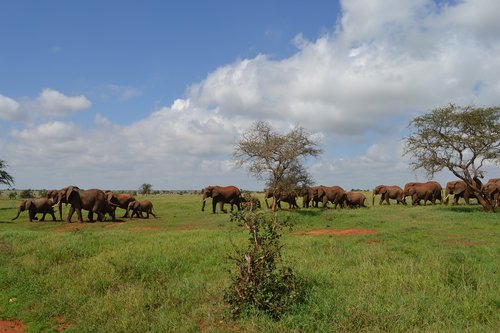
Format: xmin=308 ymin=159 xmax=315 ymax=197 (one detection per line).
xmin=139 ymin=183 xmax=152 ymax=195
xmin=0 ymin=159 xmax=14 ymax=187
xmin=404 ymin=104 xmax=500 ymax=212
xmin=233 ymin=121 xmax=322 ymax=211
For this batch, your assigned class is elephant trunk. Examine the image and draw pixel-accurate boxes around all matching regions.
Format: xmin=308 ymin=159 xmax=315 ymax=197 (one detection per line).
xmin=201 ymin=195 xmax=207 ymax=212
xmin=372 ymin=191 xmax=375 ymax=206
xmin=11 ymin=208 xmax=22 ymax=220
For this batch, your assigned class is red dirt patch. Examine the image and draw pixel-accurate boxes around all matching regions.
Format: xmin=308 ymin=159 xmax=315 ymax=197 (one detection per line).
xmin=300 ymin=228 xmax=379 ymax=236
xmin=51 ymin=317 xmax=72 ymax=331
xmin=0 ymin=320 xmax=24 ymax=333
xmin=105 ymin=222 xmax=127 ymax=228
xmin=129 ymin=226 xmax=162 ymax=231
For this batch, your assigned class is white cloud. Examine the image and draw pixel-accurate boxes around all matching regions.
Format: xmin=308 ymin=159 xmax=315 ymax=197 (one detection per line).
xmin=0 ymin=95 xmax=20 ymax=120
xmin=0 ymin=89 xmax=91 ymax=121
xmin=32 ymin=88 xmax=91 ymax=117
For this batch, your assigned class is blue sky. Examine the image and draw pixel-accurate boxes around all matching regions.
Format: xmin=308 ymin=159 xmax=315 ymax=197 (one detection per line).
xmin=1 ymin=0 xmax=499 ymax=190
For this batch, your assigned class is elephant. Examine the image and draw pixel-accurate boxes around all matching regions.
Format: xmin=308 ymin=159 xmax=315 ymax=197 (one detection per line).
xmin=54 ymin=186 xmax=115 ymax=223
xmin=105 ymin=191 xmax=136 ymax=218
xmin=317 ymin=186 xmax=347 ymax=209
xmin=372 ymin=185 xmax=406 ymax=205
xmin=301 ymin=186 xmax=322 ymax=208
xmin=47 ymin=189 xmax=67 ymax=221
xmin=201 ymin=185 xmax=241 ymax=214
xmin=128 ymin=200 xmax=156 ymax=218
xmin=263 ymin=188 xmax=299 ymax=209
xmin=403 ymin=181 xmax=442 ymax=206
xmin=483 ymin=178 xmax=500 ymax=208
xmin=345 ymin=192 xmax=367 ymax=208
xmin=240 ymin=195 xmax=261 ymax=211
xmin=12 ymin=198 xmax=56 ymax=222
xmin=443 ymin=180 xmax=477 ymax=205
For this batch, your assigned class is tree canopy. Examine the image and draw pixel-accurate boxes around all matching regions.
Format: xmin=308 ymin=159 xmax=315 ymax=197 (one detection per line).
xmin=404 ymin=104 xmax=500 ymax=211
xmin=234 ymin=121 xmax=322 ymax=210
xmin=0 ymin=159 xmax=15 ymax=187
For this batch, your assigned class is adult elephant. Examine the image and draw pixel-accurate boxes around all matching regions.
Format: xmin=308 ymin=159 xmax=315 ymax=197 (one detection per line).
xmin=47 ymin=189 xmax=67 ymax=221
xmin=263 ymin=188 xmax=299 ymax=209
xmin=403 ymin=181 xmax=442 ymax=205
xmin=55 ymin=186 xmax=115 ymax=223
xmin=12 ymin=198 xmax=57 ymax=222
xmin=345 ymin=192 xmax=367 ymax=208
xmin=128 ymin=200 xmax=156 ymax=218
xmin=372 ymin=185 xmax=405 ymax=205
xmin=483 ymin=178 xmax=500 ymax=208
xmin=201 ymin=185 xmax=241 ymax=214
xmin=105 ymin=191 xmax=136 ymax=218
xmin=302 ymin=186 xmax=322 ymax=208
xmin=443 ymin=180 xmax=476 ymax=205
xmin=317 ymin=186 xmax=347 ymax=209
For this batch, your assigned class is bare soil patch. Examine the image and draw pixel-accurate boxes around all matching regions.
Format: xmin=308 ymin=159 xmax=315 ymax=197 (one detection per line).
xmin=0 ymin=320 xmax=24 ymax=333
xmin=300 ymin=228 xmax=379 ymax=236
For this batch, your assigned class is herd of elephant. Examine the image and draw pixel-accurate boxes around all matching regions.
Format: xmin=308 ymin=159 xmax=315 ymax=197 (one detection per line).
xmin=11 ymin=186 xmax=156 ymax=223
xmin=200 ymin=178 xmax=500 ymax=214
xmin=10 ymin=178 xmax=500 ymax=221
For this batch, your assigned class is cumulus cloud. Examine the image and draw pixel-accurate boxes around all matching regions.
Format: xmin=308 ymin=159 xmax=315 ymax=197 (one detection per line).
xmin=0 ymin=89 xmax=91 ymax=121
xmin=185 ymin=0 xmax=500 ymax=136
xmin=2 ymin=0 xmax=500 ymax=189
xmin=32 ymin=88 xmax=91 ymax=117
xmin=0 ymin=95 xmax=20 ymax=120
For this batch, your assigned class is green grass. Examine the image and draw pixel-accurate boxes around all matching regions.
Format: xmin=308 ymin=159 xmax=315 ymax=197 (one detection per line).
xmin=0 ymin=194 xmax=499 ymax=332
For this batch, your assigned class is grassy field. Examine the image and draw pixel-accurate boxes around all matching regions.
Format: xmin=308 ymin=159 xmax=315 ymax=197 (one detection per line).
xmin=0 ymin=193 xmax=499 ymax=332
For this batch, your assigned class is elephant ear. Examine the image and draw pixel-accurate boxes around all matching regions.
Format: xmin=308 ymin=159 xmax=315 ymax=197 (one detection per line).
xmin=26 ymin=200 xmax=33 ymax=211
xmin=380 ymin=187 xmax=387 ymax=194
xmin=66 ymin=186 xmax=78 ymax=201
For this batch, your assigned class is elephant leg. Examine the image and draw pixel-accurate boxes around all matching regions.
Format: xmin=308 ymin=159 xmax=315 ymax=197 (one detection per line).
xmin=40 ymin=212 xmax=46 ymax=221
xmin=464 ymin=192 xmax=470 ymax=205
xmin=150 ymin=209 xmax=156 ymax=218
xmin=76 ymin=208 xmax=84 ymax=223
xmin=88 ymin=211 xmax=94 ymax=222
xmin=50 ymin=211 xmax=57 ymax=221
xmin=67 ymin=207 xmax=75 ymax=223
xmin=220 ymin=202 xmax=227 ymax=214
xmin=212 ymin=199 xmax=217 ymax=213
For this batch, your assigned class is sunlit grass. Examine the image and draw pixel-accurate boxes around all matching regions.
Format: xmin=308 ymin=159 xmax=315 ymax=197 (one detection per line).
xmin=0 ymin=193 xmax=498 ymax=332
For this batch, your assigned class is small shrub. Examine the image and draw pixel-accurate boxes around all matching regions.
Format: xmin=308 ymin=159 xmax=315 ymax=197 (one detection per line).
xmin=224 ymin=211 xmax=304 ymax=319
xmin=19 ymin=189 xmax=34 ymax=199
xmin=38 ymin=189 xmax=48 ymax=197
xmin=8 ymin=191 xmax=17 ymax=199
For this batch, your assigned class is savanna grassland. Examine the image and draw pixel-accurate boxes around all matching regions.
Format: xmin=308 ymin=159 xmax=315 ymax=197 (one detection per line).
xmin=0 ymin=193 xmax=499 ymax=332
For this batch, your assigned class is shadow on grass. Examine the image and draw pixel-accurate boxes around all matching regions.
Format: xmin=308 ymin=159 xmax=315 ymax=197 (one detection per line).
xmin=294 ymin=209 xmax=324 ymax=217
xmin=448 ymin=206 xmax=485 ymax=213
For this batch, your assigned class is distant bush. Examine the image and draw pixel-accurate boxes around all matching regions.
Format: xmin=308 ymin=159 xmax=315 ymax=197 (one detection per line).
xmin=19 ymin=189 xmax=34 ymax=199
xmin=8 ymin=192 xmax=17 ymax=199
xmin=38 ymin=189 xmax=48 ymax=197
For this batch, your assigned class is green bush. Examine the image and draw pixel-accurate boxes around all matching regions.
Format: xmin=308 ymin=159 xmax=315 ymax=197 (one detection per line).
xmin=19 ymin=189 xmax=34 ymax=199
xmin=225 ymin=211 xmax=304 ymax=319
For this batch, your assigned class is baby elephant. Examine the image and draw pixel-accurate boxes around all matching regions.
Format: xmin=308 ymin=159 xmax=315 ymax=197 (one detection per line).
xmin=12 ymin=198 xmax=57 ymax=222
xmin=127 ymin=200 xmax=156 ymax=218
xmin=345 ymin=192 xmax=367 ymax=208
